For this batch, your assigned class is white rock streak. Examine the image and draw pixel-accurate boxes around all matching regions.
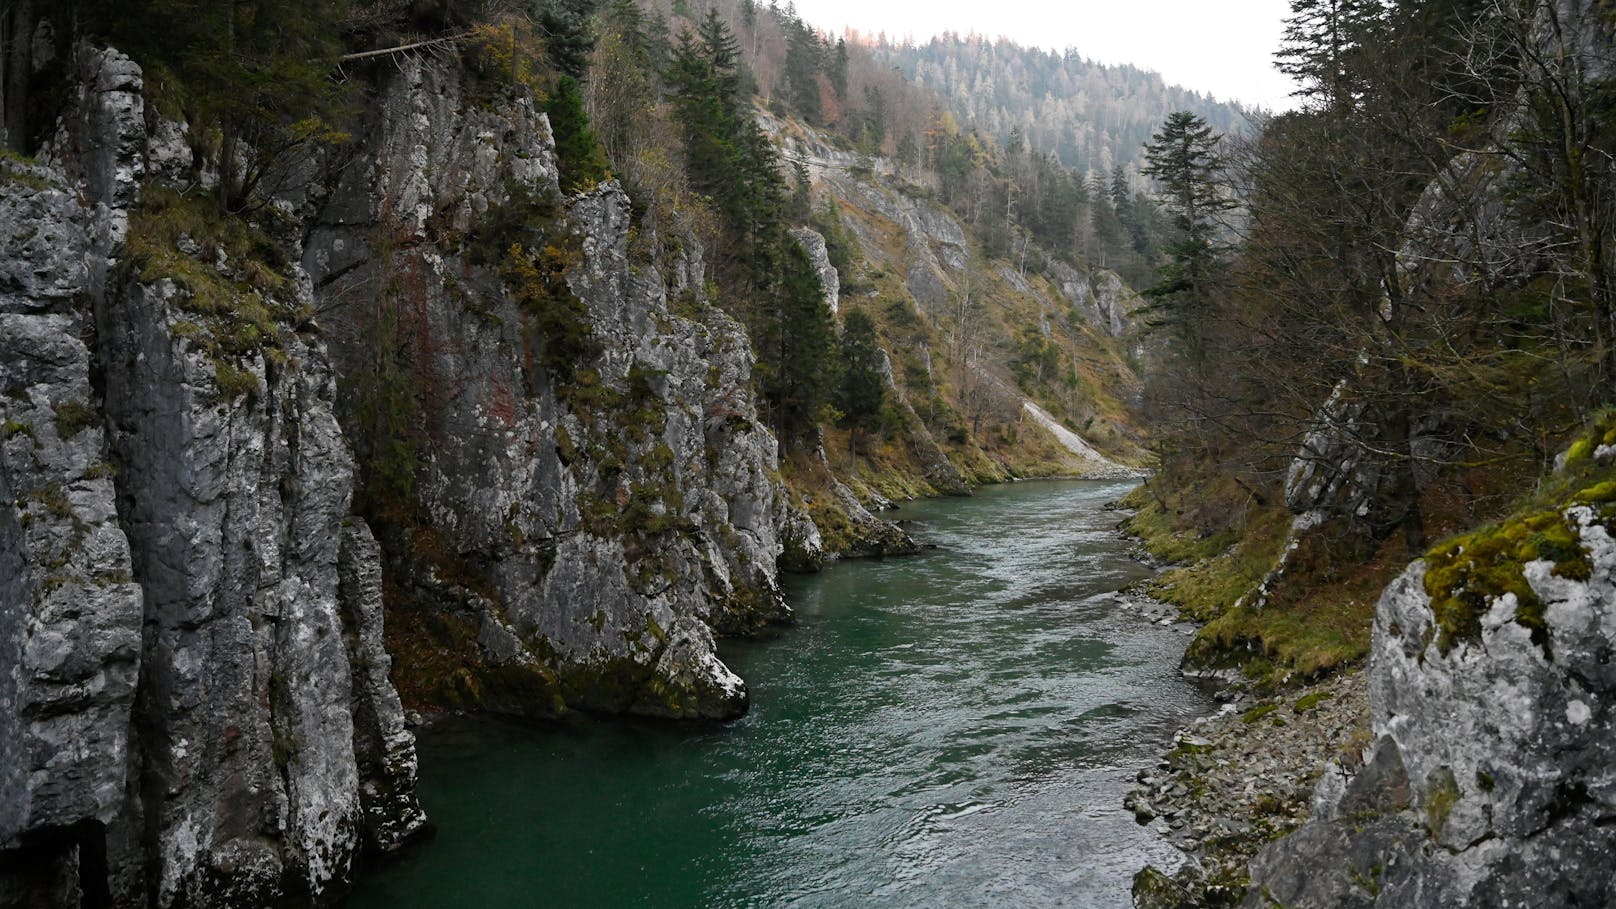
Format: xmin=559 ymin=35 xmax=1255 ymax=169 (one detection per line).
xmin=1022 ymin=401 xmax=1143 ymax=479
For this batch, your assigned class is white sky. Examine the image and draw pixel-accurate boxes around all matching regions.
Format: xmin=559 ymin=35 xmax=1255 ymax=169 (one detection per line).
xmin=789 ymin=0 xmax=1301 ymax=112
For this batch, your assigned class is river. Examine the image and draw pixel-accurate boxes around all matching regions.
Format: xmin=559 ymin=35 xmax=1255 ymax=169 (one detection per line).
xmin=346 ymin=479 xmax=1212 ymax=908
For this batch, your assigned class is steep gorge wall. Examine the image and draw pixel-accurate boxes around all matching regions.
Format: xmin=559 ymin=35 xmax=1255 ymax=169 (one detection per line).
xmin=1245 ymin=436 xmax=1616 ymax=907
xmin=0 ymin=35 xmax=812 ymax=906
xmin=296 ymin=55 xmax=797 ymax=718
xmin=1 ymin=46 xmax=424 ymax=906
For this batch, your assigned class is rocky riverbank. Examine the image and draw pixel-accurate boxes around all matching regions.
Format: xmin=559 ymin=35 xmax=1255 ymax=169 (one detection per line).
xmin=1126 ymin=670 xmax=1369 ymax=906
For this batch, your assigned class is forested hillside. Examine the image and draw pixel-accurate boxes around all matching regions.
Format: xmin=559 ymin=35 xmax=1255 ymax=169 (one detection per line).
xmin=628 ymin=0 xmax=1180 ymax=286
xmin=0 ymin=1 xmax=1180 ymax=898
xmin=1131 ymin=0 xmax=1616 ymax=686
xmin=874 ymin=34 xmax=1252 ymax=184
xmin=1122 ymin=1 xmax=1616 ymax=901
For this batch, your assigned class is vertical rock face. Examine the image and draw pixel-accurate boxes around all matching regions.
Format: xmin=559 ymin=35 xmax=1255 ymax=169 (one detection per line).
xmin=302 ymin=56 xmax=793 ymax=720
xmin=790 ymin=227 xmax=840 ymax=316
xmin=0 ymin=135 xmax=144 ymax=908
xmin=97 ymin=278 xmax=407 ymax=905
xmin=0 ymin=30 xmax=831 ymax=906
xmin=1 ymin=44 xmax=424 ymax=906
xmin=339 ymin=521 xmax=428 ymax=853
xmin=1245 ymin=450 xmax=1616 ymax=907
xmin=1047 ymin=261 xmax=1147 ymax=339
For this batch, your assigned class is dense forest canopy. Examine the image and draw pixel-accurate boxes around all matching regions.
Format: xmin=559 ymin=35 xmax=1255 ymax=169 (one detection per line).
xmin=873 ymin=32 xmax=1253 ymax=185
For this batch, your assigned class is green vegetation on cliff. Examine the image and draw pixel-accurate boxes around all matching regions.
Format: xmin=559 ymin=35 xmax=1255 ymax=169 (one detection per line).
xmin=1423 ymin=414 xmax=1616 ymax=653
xmin=1128 ymin=0 xmax=1616 ymax=687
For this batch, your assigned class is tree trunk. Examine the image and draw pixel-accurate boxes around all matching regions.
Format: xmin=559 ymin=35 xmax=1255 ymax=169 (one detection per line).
xmin=1385 ymin=404 xmax=1425 ymax=554
xmin=2 ymin=0 xmax=33 ymax=153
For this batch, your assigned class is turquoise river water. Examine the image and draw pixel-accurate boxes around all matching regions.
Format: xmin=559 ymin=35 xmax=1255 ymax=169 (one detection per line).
xmin=346 ymin=479 xmax=1212 ymax=908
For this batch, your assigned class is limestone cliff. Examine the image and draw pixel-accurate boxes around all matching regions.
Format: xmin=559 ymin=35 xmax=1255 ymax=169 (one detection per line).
xmin=297 ymin=54 xmax=793 ymax=717
xmin=1 ymin=46 xmax=424 ymax=906
xmin=0 ymin=33 xmax=804 ymax=906
xmin=1244 ymin=422 xmax=1616 ymax=907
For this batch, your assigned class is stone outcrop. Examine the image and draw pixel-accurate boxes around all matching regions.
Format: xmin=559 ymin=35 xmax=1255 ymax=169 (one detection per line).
xmin=1 ymin=43 xmax=426 ymax=906
xmin=1243 ymin=439 xmax=1616 ymax=907
xmin=1047 ymin=260 xmax=1148 ymax=339
xmin=299 ymin=54 xmax=793 ymax=720
xmin=791 ymin=227 xmax=839 ymax=316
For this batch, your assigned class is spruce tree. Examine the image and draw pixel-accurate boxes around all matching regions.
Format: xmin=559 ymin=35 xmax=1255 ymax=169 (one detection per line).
xmin=538 ymin=0 xmax=600 ymax=80
xmin=837 ymin=309 xmax=887 ymax=457
xmin=830 ymin=38 xmax=849 ymax=100
xmin=784 ymin=19 xmax=823 ymax=123
xmin=1276 ymin=0 xmax=1386 ymax=107
xmin=1141 ymin=111 xmax=1233 ymax=336
xmin=546 ymin=75 xmax=611 ymax=191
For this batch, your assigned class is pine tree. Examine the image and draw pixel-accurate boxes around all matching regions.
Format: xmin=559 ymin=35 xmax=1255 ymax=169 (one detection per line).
xmin=771 ymin=241 xmax=838 ymax=436
xmin=546 ymin=75 xmax=611 ymax=191
xmin=784 ymin=18 xmax=823 ymax=123
xmin=859 ymin=84 xmax=887 ymax=154
xmin=1275 ymin=0 xmax=1386 ymax=107
xmin=830 ymin=38 xmax=849 ymax=100
xmin=664 ymin=8 xmax=835 ymax=441
xmin=591 ymin=0 xmax=661 ymax=168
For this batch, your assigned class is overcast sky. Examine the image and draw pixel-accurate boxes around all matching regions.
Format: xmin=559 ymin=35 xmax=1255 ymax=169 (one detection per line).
xmin=789 ymin=0 xmax=1300 ymax=111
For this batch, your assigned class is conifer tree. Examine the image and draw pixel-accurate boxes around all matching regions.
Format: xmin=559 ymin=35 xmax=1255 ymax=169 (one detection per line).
xmin=665 ymin=8 xmax=836 ymax=441
xmin=1275 ymin=0 xmax=1386 ymax=107
xmin=538 ymin=0 xmax=600 ymax=80
xmin=830 ymin=38 xmax=849 ymax=100
xmin=1141 ymin=111 xmax=1233 ymax=336
xmin=837 ymin=309 xmax=887 ymax=457
xmin=784 ymin=18 xmax=823 ymax=123
xmin=546 ymin=75 xmax=611 ymax=190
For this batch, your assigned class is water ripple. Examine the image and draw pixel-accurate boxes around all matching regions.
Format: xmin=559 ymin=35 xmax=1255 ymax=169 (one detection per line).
xmin=346 ymin=480 xmax=1213 ymax=909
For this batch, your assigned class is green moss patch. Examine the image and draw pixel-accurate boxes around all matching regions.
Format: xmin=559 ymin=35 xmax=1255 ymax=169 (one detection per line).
xmin=0 ymin=151 xmax=53 ymax=191
xmin=1421 ymin=414 xmax=1616 ymax=653
xmin=125 ymin=186 xmax=302 ymax=401
xmin=1423 ymin=766 xmax=1461 ymax=837
xmin=1243 ymin=703 xmax=1279 ymax=723
xmin=1423 ymin=510 xmax=1591 ymax=651
xmin=1294 ymin=691 xmax=1332 ymax=712
xmin=1146 ymin=504 xmax=1292 ymax=624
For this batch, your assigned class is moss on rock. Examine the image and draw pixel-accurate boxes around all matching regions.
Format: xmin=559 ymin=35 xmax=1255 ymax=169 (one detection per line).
xmin=1421 ymin=416 xmax=1616 ymax=654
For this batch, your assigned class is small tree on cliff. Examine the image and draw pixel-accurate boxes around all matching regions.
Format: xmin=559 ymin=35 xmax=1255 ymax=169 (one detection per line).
xmin=546 ymin=75 xmax=611 ymax=191
xmin=837 ymin=309 xmax=887 ymax=457
xmin=79 ymin=0 xmax=351 ymax=212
